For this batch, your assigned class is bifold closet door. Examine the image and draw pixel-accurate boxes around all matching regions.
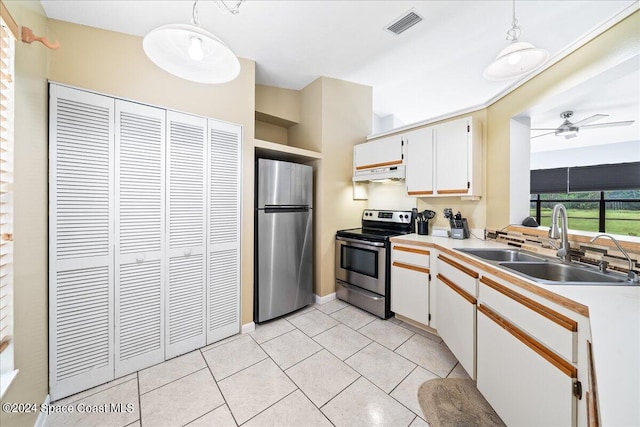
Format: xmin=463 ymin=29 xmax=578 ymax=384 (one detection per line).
xmin=166 ymin=111 xmax=207 ymax=358
xmin=114 ymin=100 xmax=166 ymax=376
xmin=49 ymin=85 xmax=115 ymax=400
xmin=207 ymin=120 xmax=241 ymax=343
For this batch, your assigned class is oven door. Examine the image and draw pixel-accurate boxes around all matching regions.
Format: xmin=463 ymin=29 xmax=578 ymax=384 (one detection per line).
xmin=335 ymin=236 xmax=386 ymax=295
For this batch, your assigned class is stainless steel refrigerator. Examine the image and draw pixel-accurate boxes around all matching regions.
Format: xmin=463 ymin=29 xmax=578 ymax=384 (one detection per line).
xmin=255 ymin=159 xmax=313 ymax=323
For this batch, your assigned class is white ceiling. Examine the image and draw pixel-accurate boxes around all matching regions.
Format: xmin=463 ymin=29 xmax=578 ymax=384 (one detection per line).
xmin=41 ymin=0 xmax=638 ymax=134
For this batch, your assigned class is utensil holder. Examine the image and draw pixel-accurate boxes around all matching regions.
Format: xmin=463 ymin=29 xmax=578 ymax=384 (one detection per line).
xmin=417 ymin=221 xmax=429 ymax=235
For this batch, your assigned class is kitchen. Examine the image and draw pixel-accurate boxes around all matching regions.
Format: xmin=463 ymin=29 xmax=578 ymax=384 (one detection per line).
xmin=1 ymin=1 xmax=639 ymax=426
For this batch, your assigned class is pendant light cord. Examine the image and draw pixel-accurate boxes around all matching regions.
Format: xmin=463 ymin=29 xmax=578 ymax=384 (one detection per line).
xmin=192 ymin=0 xmax=200 ymax=26
xmin=506 ymin=0 xmax=522 ymax=42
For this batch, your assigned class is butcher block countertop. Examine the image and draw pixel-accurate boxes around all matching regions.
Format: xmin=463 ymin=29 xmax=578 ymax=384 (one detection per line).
xmin=390 ymin=233 xmax=640 ymax=427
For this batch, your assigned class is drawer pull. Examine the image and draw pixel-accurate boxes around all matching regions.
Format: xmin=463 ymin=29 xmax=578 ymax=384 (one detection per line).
xmin=393 ymin=261 xmax=429 ymax=274
xmin=437 ymin=274 xmax=476 ymax=304
xmin=438 ymin=254 xmax=479 ymax=279
xmin=478 ymin=304 xmax=577 ymax=378
xmin=480 ymin=276 xmax=577 ymax=332
xmin=408 ymin=191 xmax=433 ymax=196
xmin=394 ymin=246 xmax=430 ymax=256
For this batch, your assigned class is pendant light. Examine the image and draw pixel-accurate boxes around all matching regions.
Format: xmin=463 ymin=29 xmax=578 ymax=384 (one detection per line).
xmin=143 ymin=0 xmax=241 ymax=84
xmin=483 ymin=0 xmax=549 ymax=81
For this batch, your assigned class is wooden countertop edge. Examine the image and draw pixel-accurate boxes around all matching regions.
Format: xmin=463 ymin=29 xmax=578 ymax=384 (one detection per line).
xmin=390 ymin=237 xmax=590 ymax=317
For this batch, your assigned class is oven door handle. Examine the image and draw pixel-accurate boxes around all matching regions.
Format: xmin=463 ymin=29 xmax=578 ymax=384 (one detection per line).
xmin=336 ymin=236 xmax=385 ymax=248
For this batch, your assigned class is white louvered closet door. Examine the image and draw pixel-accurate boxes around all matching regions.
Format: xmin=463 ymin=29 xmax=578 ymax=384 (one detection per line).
xmin=114 ymin=100 xmax=166 ymax=376
xmin=207 ymin=120 xmax=241 ymax=343
xmin=49 ymin=85 xmax=115 ymax=401
xmin=166 ymin=111 xmax=207 ymax=358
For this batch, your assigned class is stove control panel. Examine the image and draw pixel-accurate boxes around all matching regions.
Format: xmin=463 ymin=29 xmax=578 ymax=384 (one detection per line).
xmin=362 ymin=209 xmax=412 ymax=223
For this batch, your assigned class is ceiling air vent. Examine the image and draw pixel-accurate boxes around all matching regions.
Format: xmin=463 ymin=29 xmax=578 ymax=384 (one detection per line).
xmin=386 ymin=9 xmax=423 ymax=35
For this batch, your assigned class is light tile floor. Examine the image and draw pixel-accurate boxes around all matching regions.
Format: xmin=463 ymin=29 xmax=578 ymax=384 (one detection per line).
xmin=46 ymin=302 xmax=469 ymax=427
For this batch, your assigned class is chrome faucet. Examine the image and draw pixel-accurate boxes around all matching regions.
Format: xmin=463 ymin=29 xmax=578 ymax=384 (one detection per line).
xmin=549 ymin=204 xmax=571 ymax=262
xmin=590 ymin=234 xmax=639 ymax=283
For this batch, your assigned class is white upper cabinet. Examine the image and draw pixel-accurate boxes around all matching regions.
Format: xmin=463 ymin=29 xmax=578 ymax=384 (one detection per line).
xmin=403 ymin=116 xmax=482 ymax=199
xmin=434 ymin=117 xmax=482 ymax=198
xmin=353 ymin=135 xmax=405 ymax=181
xmin=405 ymin=127 xmax=434 ymax=196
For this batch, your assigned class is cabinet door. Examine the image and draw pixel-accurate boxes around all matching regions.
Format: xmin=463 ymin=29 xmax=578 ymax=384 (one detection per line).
xmin=477 ymin=304 xmax=577 ymax=427
xmin=166 ymin=111 xmax=207 ymax=358
xmin=436 ymin=274 xmax=476 ymax=379
xmin=114 ymin=100 xmax=165 ymax=376
xmin=49 ymin=85 xmax=115 ymax=400
xmin=406 ymin=127 xmax=434 ymax=196
xmin=390 ymin=261 xmax=429 ymax=325
xmin=435 ymin=118 xmax=469 ymax=195
xmin=354 ymin=136 xmax=403 ymax=170
xmin=206 ymin=120 xmax=241 ymax=343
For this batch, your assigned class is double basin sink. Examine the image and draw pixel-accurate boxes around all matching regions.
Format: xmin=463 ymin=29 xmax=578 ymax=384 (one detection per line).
xmin=456 ymin=248 xmax=630 ymax=286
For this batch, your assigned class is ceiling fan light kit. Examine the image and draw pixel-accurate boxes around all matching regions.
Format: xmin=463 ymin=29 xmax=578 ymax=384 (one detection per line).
xmin=483 ymin=0 xmax=549 ymax=81
xmin=142 ymin=0 xmax=241 ymax=84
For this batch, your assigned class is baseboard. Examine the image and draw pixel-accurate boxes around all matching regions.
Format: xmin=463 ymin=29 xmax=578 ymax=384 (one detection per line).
xmin=241 ymin=322 xmax=255 ymax=334
xmin=34 ymin=394 xmax=50 ymax=427
xmin=314 ymin=292 xmax=336 ymax=305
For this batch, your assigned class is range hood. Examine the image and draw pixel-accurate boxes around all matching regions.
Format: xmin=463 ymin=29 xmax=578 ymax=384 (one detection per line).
xmin=353 ymin=164 xmax=405 ymax=182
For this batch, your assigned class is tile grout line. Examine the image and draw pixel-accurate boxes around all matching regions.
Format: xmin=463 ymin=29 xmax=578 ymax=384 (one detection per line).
xmin=52 ymin=376 xmax=137 ymax=407
xmin=199 ymin=347 xmax=241 ymax=427
xmin=136 ymin=372 xmax=143 ymax=427
xmin=179 ymin=402 xmax=228 ymax=427
xmin=138 ymin=366 xmax=209 ymax=397
xmin=237 ymin=388 xmax=300 ymax=426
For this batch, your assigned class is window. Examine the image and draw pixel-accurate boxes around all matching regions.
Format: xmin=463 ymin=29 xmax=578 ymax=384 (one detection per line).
xmin=0 ymin=5 xmax=17 ymax=396
xmin=530 ymin=163 xmax=640 ymax=236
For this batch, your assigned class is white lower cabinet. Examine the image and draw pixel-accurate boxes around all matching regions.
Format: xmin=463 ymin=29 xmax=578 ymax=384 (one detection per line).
xmin=390 ymin=244 xmax=431 ymax=326
xmin=435 ymin=253 xmax=478 ymax=379
xmin=477 ymin=303 xmax=577 ymax=427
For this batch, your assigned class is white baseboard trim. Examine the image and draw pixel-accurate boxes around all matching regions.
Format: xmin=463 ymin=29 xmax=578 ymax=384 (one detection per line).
xmin=314 ymin=292 xmax=336 ymax=305
xmin=241 ymin=322 xmax=255 ymax=334
xmin=34 ymin=394 xmax=50 ymax=427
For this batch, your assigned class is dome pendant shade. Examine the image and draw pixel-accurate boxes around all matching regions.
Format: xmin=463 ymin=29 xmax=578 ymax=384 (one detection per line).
xmin=143 ymin=24 xmax=241 ymax=84
xmin=483 ymin=41 xmax=549 ymax=80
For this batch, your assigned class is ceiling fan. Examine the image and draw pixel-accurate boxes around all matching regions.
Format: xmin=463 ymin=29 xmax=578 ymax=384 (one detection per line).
xmin=531 ymin=111 xmax=635 ymax=139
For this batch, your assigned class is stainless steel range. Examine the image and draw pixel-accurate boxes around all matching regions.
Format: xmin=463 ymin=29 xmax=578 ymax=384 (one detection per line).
xmin=335 ymin=209 xmax=414 ymax=319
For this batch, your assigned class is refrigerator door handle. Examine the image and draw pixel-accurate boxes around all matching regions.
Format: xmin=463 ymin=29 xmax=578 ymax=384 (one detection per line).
xmin=264 ymin=205 xmax=310 ymax=213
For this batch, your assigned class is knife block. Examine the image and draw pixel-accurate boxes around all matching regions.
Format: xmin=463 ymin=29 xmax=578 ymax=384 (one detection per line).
xmin=449 ymin=218 xmax=470 ymax=239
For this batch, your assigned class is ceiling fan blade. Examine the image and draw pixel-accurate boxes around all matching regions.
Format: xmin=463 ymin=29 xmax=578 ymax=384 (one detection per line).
xmin=580 ymin=120 xmax=635 ymax=129
xmin=572 ymin=114 xmax=608 ymax=126
xmin=531 ymin=131 xmax=556 ymax=139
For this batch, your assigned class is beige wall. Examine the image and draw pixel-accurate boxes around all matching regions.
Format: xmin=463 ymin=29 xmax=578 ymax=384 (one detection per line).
xmin=46 ymin=20 xmax=257 ymax=326
xmin=255 ymin=84 xmax=300 ymax=124
xmin=290 ymin=77 xmax=371 ymax=296
xmin=255 ymin=120 xmax=288 ymax=145
xmin=1 ymin=2 xmax=49 ymax=426
xmin=485 ymin=11 xmax=640 ymax=229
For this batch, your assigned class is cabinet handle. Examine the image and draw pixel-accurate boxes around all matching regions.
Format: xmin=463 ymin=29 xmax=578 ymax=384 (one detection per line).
xmin=478 ymin=304 xmax=577 ymax=378
xmin=437 ymin=273 xmax=476 ymax=304
xmin=355 ymin=160 xmax=402 ymax=170
xmin=408 ymin=191 xmax=433 ymax=196
xmin=136 ymin=254 xmax=146 ymax=263
xmin=437 ymin=188 xmax=468 ymax=195
xmin=394 ymin=246 xmax=430 ymax=256
xmin=184 ymin=249 xmax=192 ymax=256
xmin=479 ymin=276 xmax=577 ymax=332
xmin=392 ymin=261 xmax=429 ymax=274
xmin=438 ymin=254 xmax=479 ymax=279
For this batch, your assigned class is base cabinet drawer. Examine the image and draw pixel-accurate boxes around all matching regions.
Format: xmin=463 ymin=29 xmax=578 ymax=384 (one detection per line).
xmin=436 ymin=274 xmax=476 ymax=379
xmin=477 ymin=304 xmax=577 ymax=427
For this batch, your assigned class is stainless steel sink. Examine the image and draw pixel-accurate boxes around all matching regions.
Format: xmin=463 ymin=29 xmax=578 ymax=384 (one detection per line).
xmin=499 ymin=262 xmax=627 ymax=284
xmin=457 ymin=248 xmax=547 ymax=263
